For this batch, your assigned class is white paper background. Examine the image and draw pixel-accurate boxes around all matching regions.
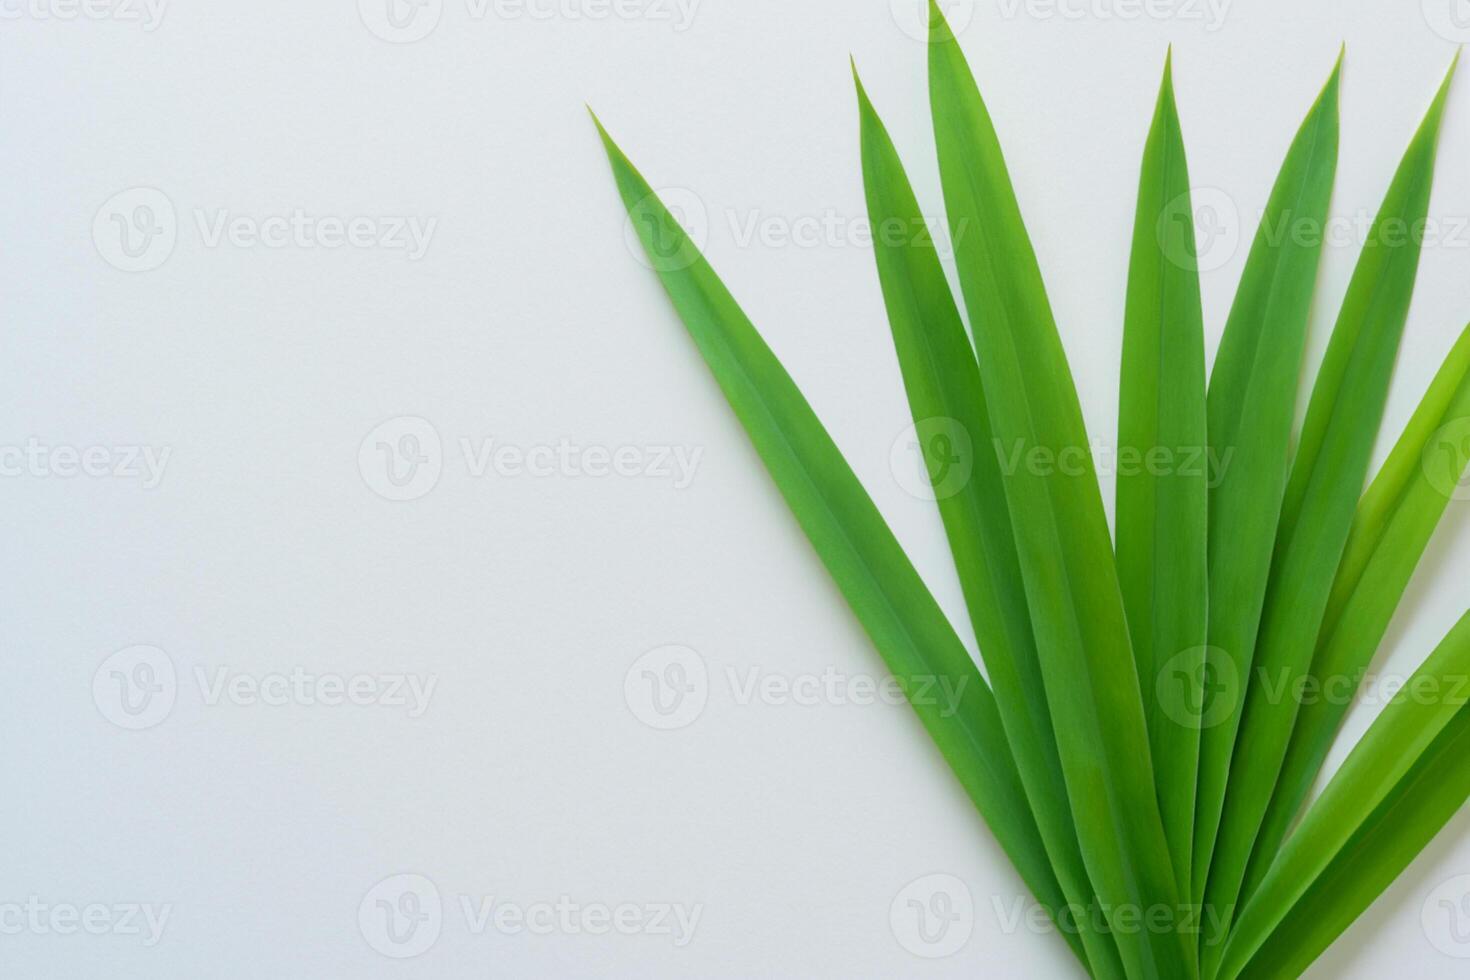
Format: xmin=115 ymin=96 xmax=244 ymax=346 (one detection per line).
xmin=4 ymin=0 xmax=1470 ymax=976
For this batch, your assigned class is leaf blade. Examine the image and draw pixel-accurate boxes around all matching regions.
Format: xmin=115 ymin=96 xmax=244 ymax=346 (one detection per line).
xmin=593 ymin=113 xmax=1078 ymax=956
xmin=1218 ymin=611 xmax=1470 ymax=980
xmin=855 ymin=68 xmax=1123 ymax=978
xmin=1200 ymin=63 xmax=1456 ymax=972
xmin=927 ymin=5 xmax=1192 ymax=973
xmin=1245 ymin=321 xmax=1470 ymax=898
xmin=1115 ymin=52 xmax=1210 ymax=903
xmin=1193 ymin=54 xmax=1342 ymax=914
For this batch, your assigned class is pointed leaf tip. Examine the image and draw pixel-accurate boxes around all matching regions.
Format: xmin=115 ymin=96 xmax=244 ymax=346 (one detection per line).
xmin=1440 ymin=46 xmax=1461 ymax=91
xmin=928 ymin=0 xmax=955 ymax=43
xmin=586 ymin=105 xmax=607 ymax=136
xmin=1315 ymin=48 xmax=1344 ymax=107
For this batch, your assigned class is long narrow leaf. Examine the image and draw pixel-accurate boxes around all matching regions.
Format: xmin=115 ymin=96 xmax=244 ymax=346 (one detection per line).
xmin=927 ymin=4 xmax=1193 ymax=974
xmin=1234 ymin=681 xmax=1470 ymax=979
xmin=1115 ymin=52 xmax=1209 ymax=903
xmin=1217 ymin=611 xmax=1470 ymax=979
xmin=1201 ymin=65 xmax=1456 ymax=973
xmin=1193 ymin=54 xmax=1341 ymax=912
xmin=592 ymin=114 xmax=1081 ymax=955
xmin=855 ymin=67 xmax=1122 ymax=978
xmin=1245 ymin=322 xmax=1470 ymax=896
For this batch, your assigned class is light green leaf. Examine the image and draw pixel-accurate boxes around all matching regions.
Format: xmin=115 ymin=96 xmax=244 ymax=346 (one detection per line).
xmin=1246 ymin=321 xmax=1470 ymax=898
xmin=1193 ymin=53 xmax=1341 ymax=914
xmin=1218 ymin=611 xmax=1470 ymax=980
xmin=928 ymin=4 xmax=1191 ymax=974
xmin=1115 ymin=51 xmax=1209 ymax=903
xmin=1201 ymin=62 xmax=1456 ymax=974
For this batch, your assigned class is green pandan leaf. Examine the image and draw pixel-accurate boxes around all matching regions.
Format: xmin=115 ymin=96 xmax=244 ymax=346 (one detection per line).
xmin=855 ymin=65 xmax=1122 ymax=978
xmin=1201 ymin=61 xmax=1456 ymax=975
xmin=1115 ymin=52 xmax=1209 ymax=904
xmin=928 ymin=4 xmax=1192 ymax=974
xmin=1246 ymin=321 xmax=1470 ymax=899
xmin=1219 ymin=611 xmax=1470 ymax=980
xmin=592 ymin=112 xmax=1081 ymax=959
xmin=1193 ymin=53 xmax=1341 ymax=920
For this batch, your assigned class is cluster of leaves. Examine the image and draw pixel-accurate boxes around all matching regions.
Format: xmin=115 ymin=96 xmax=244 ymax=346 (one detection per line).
xmin=595 ymin=4 xmax=1470 ymax=976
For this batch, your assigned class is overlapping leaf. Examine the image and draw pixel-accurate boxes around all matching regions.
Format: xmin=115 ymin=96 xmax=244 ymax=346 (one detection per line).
xmin=592 ymin=113 xmax=1082 ymax=957
xmin=1200 ymin=59 xmax=1457 ymax=974
xmin=1218 ymin=611 xmax=1470 ymax=979
xmin=1115 ymin=53 xmax=1209 ymax=903
xmin=854 ymin=66 xmax=1122 ymax=977
xmin=595 ymin=23 xmax=1470 ymax=980
xmin=1193 ymin=55 xmax=1341 ymax=916
xmin=1246 ymin=322 xmax=1470 ymax=897
xmin=927 ymin=4 xmax=1191 ymax=974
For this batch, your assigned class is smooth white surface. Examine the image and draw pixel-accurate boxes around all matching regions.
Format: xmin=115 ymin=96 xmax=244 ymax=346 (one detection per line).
xmin=3 ymin=1 xmax=1470 ymax=976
